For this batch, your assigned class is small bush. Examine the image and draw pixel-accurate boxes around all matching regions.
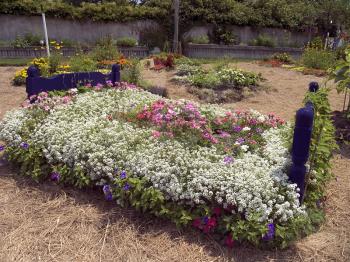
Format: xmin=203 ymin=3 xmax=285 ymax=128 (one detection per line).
xmin=190 ymin=35 xmax=210 ymax=44
xmin=249 ymin=35 xmax=276 ymax=47
xmin=116 ymin=37 xmax=137 ymax=47
xmin=91 ymin=36 xmax=120 ymax=62
xmin=301 ymin=48 xmax=336 ymax=70
xmin=212 ymin=26 xmax=239 ymax=45
xmin=69 ymin=55 xmax=97 ymax=72
xmin=121 ymin=59 xmax=141 ymax=84
xmin=189 ymin=72 xmax=221 ymax=89
xmin=272 ymin=53 xmax=293 ymax=63
xmin=307 ymin=36 xmax=324 ymax=50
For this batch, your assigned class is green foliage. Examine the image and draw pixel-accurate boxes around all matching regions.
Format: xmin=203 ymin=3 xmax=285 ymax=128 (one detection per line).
xmin=329 ymin=48 xmax=350 ymax=118
xmin=272 ymin=53 xmax=293 ymax=64
xmin=212 ymin=25 xmax=239 ymax=45
xmin=48 ymin=52 xmax=63 ymax=74
xmin=121 ymin=58 xmax=141 ymax=84
xmin=91 ymin=36 xmax=120 ymax=62
xmin=307 ymin=37 xmax=324 ymax=50
xmin=69 ymin=54 xmax=98 ymax=72
xmin=249 ymin=35 xmax=276 ymax=48
xmin=11 ymin=33 xmax=42 ymax=48
xmin=303 ymin=88 xmax=338 ymax=208
xmin=301 ymin=48 xmax=336 ymax=70
xmin=115 ymin=37 xmax=137 ymax=47
xmin=189 ymin=35 xmax=210 ymax=44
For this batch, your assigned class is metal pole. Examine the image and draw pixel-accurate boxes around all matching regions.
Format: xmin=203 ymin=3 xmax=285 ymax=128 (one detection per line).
xmin=41 ymin=12 xmax=50 ymax=57
xmin=173 ymin=0 xmax=179 ymax=53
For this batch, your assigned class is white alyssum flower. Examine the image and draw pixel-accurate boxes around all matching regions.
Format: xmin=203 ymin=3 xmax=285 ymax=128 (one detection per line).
xmin=0 ymin=89 xmax=305 ymax=223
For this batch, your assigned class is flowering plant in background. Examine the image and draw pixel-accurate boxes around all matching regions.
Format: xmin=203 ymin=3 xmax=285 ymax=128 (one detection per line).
xmin=0 ymin=84 xmax=326 ymax=248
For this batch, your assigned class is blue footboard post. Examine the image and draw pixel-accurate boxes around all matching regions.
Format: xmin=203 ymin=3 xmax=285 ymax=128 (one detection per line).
xmin=111 ymin=64 xmax=121 ymax=85
xmin=290 ymin=82 xmax=317 ymax=203
xmin=26 ymin=65 xmax=40 ymax=99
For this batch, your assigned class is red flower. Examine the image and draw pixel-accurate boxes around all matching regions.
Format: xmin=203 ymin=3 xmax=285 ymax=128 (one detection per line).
xmin=213 ymin=207 xmax=222 ymax=216
xmin=207 ymin=217 xmax=217 ymax=228
xmin=192 ymin=218 xmax=201 ymax=228
xmin=225 ymin=234 xmax=235 ymax=248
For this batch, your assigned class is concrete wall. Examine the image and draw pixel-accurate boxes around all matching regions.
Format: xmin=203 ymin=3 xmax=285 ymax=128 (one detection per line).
xmin=0 ymin=15 xmax=317 ymax=47
xmin=184 ymin=25 xmax=317 ymax=47
xmin=0 ymin=15 xmax=160 ymax=43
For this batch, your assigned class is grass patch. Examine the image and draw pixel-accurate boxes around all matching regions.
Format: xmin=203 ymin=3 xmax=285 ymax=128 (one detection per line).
xmin=0 ymin=58 xmax=32 ymax=66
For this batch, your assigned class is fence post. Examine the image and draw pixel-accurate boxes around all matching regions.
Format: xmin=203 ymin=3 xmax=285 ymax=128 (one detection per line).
xmin=111 ymin=64 xmax=120 ymax=85
xmin=289 ymin=82 xmax=317 ymax=202
xmin=26 ymin=65 xmax=41 ymax=99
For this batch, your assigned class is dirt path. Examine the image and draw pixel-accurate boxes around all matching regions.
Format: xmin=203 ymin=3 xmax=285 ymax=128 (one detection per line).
xmin=0 ymin=66 xmax=349 ymax=261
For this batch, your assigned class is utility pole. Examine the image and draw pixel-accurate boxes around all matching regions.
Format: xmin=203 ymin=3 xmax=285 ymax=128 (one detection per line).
xmin=41 ymin=4 xmax=50 ymax=57
xmin=173 ymin=0 xmax=180 ymax=53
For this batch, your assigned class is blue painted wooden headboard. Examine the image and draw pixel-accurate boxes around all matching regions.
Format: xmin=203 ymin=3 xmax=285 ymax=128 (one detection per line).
xmin=25 ymin=64 xmax=120 ymax=97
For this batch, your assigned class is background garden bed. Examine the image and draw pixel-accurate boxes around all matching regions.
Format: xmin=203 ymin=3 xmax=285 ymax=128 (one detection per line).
xmin=0 ymin=46 xmax=150 ymax=58
xmin=184 ymin=44 xmax=303 ymax=60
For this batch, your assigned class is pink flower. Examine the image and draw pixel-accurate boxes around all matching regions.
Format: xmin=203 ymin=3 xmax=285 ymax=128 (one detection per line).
xmin=218 ymin=131 xmax=231 ymax=138
xmin=152 ymin=130 xmax=161 ymax=138
xmin=225 ymin=234 xmax=235 ymax=248
xmin=62 ymin=96 xmax=71 ymax=104
xmin=106 ymin=80 xmax=113 ymax=87
xmin=43 ymin=105 xmax=50 ymax=111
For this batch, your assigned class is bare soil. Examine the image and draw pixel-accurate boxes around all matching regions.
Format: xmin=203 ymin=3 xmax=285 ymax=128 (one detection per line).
xmin=0 ymin=65 xmax=349 ymax=261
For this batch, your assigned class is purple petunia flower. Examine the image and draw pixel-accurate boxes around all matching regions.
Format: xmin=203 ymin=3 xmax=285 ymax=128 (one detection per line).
xmin=123 ymin=183 xmax=131 ymax=191
xmin=120 ymin=171 xmax=127 ymax=179
xmin=224 ymin=156 xmax=234 ymax=164
xmin=113 ymin=167 xmax=119 ymax=174
xmin=202 ymin=216 xmax=209 ymax=224
xmin=0 ymin=145 xmax=5 ymax=152
xmin=50 ymin=172 xmax=60 ymax=182
xmin=103 ymin=184 xmax=113 ymax=201
xmin=262 ymin=223 xmax=275 ymax=241
xmin=236 ymin=137 xmax=245 ymax=144
xmin=256 ymin=128 xmax=263 ymax=134
xmin=20 ymin=142 xmax=29 ymax=149
xmin=233 ymin=125 xmax=242 ymax=132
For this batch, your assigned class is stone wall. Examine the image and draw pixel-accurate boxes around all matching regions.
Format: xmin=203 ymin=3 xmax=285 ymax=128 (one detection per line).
xmin=0 ymin=15 xmax=160 ymax=43
xmin=183 ymin=25 xmax=317 ymax=47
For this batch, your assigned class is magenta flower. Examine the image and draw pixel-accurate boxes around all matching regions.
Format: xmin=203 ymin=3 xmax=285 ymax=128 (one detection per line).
xmin=225 ymin=234 xmax=235 ymax=248
xmin=233 ymin=125 xmax=242 ymax=132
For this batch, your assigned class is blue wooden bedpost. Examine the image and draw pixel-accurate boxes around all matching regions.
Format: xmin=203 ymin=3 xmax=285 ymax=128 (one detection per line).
xmin=290 ymin=82 xmax=317 ymax=202
xmin=111 ymin=64 xmax=121 ymax=85
xmin=26 ymin=65 xmax=40 ymax=98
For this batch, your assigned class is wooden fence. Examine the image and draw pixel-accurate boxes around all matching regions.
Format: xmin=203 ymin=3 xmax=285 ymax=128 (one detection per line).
xmin=184 ymin=44 xmax=303 ymax=60
xmin=0 ymin=46 xmax=150 ymax=58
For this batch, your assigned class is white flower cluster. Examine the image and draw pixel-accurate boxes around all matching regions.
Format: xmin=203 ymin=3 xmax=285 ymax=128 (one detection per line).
xmin=0 ymin=109 xmax=29 ymax=146
xmin=0 ymin=89 xmax=305 ymax=223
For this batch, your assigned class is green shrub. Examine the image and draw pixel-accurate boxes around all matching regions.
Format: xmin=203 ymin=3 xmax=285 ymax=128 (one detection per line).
xmin=190 ymin=35 xmax=210 ymax=44
xmin=121 ymin=59 xmax=141 ymax=84
xmin=48 ymin=52 xmax=63 ymax=74
xmin=189 ymin=72 xmax=221 ymax=89
xmin=116 ymin=37 xmax=137 ymax=47
xmin=249 ymin=35 xmax=276 ymax=47
xmin=307 ymin=36 xmax=324 ymax=50
xmin=272 ymin=53 xmax=293 ymax=63
xmin=212 ymin=26 xmax=239 ymax=45
xmin=91 ymin=36 xmax=120 ymax=62
xmin=69 ymin=54 xmax=97 ymax=72
xmin=301 ymin=48 xmax=336 ymax=70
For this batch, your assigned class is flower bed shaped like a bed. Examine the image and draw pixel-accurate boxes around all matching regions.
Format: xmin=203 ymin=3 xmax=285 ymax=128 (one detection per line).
xmin=0 ymin=84 xmax=315 ymax=248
